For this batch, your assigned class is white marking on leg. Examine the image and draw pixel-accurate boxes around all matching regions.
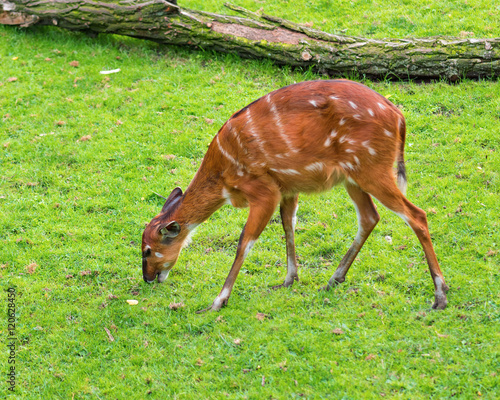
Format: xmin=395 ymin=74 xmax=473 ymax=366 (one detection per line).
xmin=368 ymin=108 xmax=374 ymax=117
xmin=383 ymin=129 xmax=393 ymax=137
xmin=243 ymin=240 xmax=256 ymax=258
xmin=305 ymin=161 xmax=325 ymax=173
xmin=349 ymin=101 xmax=358 ymax=110
xmin=395 ymin=211 xmax=411 ymax=227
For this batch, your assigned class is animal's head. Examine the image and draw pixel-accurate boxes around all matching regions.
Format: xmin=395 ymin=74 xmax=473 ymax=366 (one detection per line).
xmin=141 ymin=187 xmax=187 ymax=283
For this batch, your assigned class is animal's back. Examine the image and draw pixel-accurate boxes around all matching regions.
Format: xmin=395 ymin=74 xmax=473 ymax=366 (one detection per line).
xmin=213 ymin=80 xmax=405 ymax=194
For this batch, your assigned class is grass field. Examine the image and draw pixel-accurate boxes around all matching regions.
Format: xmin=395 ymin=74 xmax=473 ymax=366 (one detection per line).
xmin=1 ymin=0 xmax=499 ymax=398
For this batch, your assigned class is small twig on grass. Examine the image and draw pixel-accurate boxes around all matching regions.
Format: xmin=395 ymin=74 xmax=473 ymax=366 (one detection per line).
xmin=153 ymin=191 xmax=167 ymax=200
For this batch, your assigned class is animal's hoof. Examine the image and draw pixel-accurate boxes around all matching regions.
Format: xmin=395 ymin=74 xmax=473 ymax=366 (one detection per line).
xmin=431 ymin=295 xmax=448 ymax=310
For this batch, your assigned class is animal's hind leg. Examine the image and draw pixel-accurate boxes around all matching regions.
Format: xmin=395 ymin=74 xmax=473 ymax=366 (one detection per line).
xmin=359 ymin=177 xmax=449 ymax=309
xmin=273 ymin=194 xmax=299 ymax=288
xmin=323 ymin=183 xmax=380 ymax=290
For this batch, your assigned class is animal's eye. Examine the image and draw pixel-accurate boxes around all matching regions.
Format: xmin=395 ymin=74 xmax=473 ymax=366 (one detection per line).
xmin=142 ymin=247 xmax=151 ymax=258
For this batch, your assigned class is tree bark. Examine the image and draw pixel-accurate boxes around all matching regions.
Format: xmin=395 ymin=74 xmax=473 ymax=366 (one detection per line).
xmin=1 ymin=0 xmax=499 ymax=80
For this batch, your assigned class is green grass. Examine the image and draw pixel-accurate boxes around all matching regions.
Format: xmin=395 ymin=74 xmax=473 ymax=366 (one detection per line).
xmin=1 ymin=1 xmax=499 ymax=398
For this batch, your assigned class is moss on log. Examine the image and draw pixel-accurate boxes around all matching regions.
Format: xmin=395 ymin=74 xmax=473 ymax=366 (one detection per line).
xmin=1 ymin=0 xmax=499 ymax=80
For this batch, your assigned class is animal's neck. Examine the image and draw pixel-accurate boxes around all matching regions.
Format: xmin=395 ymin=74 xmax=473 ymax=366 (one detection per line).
xmin=174 ymin=155 xmax=225 ymax=225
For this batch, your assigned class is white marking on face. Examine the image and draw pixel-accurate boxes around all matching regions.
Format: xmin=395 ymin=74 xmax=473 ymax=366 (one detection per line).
xmin=270 ymin=168 xmax=300 ymax=175
xmin=155 ymin=252 xmax=164 ymax=258
xmin=383 ymin=129 xmax=393 ymax=137
xmin=349 ymin=101 xmax=358 ymax=110
xmin=368 ymin=108 xmax=374 ymax=117
xmin=145 ymin=245 xmax=151 ymax=251
xmin=305 ymin=161 xmax=325 ymax=173
xmin=309 ymin=100 xmax=318 ymax=107
xmin=157 ymin=269 xmax=170 ymax=283
xmin=378 ymin=102 xmax=386 ymax=110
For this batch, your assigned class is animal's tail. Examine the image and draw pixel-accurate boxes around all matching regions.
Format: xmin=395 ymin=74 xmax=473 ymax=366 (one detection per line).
xmin=396 ymin=117 xmax=408 ymax=196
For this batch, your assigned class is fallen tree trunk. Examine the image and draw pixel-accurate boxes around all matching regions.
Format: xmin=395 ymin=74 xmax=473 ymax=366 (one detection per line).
xmin=1 ymin=0 xmax=499 ymax=80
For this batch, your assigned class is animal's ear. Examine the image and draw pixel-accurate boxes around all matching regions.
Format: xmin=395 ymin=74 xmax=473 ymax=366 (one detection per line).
xmin=161 ymin=187 xmax=183 ymax=213
xmin=159 ymin=221 xmax=181 ymax=238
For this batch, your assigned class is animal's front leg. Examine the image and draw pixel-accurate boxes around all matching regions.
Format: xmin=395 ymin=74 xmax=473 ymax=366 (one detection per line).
xmin=197 ymin=186 xmax=281 ymax=313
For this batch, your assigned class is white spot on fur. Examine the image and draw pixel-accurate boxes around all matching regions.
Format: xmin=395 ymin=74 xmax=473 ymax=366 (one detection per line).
xmin=368 ymin=108 xmax=374 ymax=116
xmin=145 ymin=245 xmax=151 ymax=251
xmin=353 ymin=155 xmax=360 ymax=165
xmin=309 ymin=100 xmax=318 ymax=107
xmin=378 ymin=102 xmax=386 ymax=110
xmin=362 ymin=140 xmax=376 ymax=156
xmin=155 ymin=252 xmax=164 ymax=258
xmin=324 ymin=137 xmax=331 ymax=147
xmin=305 ymin=161 xmax=325 ymax=173
xmin=339 ymin=135 xmax=347 ymax=143
xmin=345 ymin=148 xmax=355 ymax=153
xmin=339 ymin=118 xmax=346 ymax=126
xmin=384 ymin=129 xmax=393 ymax=137
xmin=353 ymin=114 xmax=361 ymax=120
xmin=270 ymin=168 xmax=300 ymax=175
xmin=330 ymin=96 xmax=339 ymax=101
xmin=347 ymin=176 xmax=358 ymax=186
xmin=349 ymin=101 xmax=358 ymax=110
xmin=330 ymin=129 xmax=338 ymax=138
xmin=222 ymin=187 xmax=232 ymax=205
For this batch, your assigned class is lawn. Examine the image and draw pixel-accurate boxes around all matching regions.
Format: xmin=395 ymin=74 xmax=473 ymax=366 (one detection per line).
xmin=1 ymin=0 xmax=499 ymax=398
